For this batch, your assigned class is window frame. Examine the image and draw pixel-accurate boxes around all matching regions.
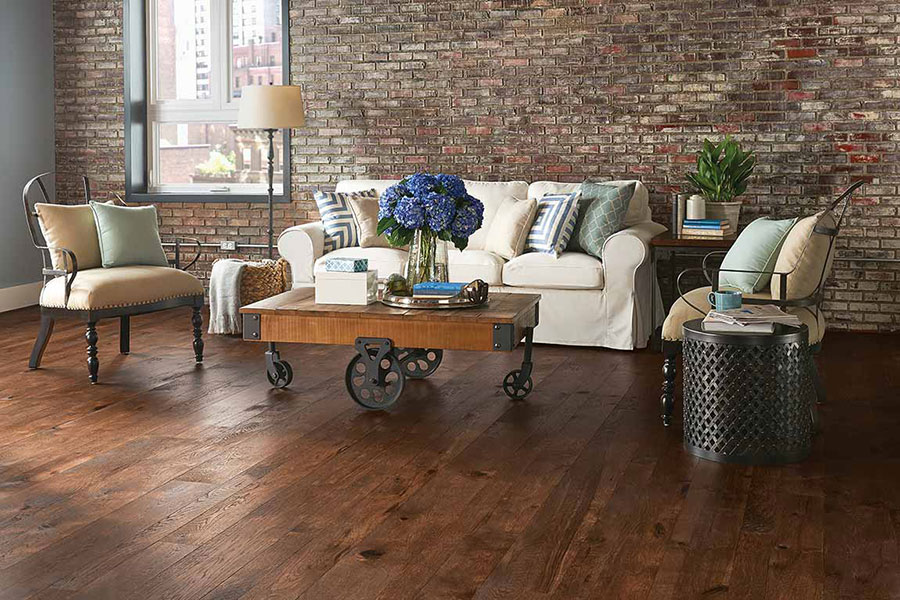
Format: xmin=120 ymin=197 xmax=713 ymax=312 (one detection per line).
xmin=124 ymin=0 xmax=291 ymax=204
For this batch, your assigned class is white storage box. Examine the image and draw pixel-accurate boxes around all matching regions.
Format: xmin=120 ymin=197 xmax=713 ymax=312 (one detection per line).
xmin=315 ymin=270 xmax=378 ymax=305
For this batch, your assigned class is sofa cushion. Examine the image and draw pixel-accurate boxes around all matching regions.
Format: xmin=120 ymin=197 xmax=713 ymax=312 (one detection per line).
xmin=503 ymin=252 xmax=604 ymax=290
xmin=314 ymin=189 xmax=377 ymax=251
xmin=40 ymin=266 xmax=203 ymax=310
xmin=771 ymin=210 xmax=837 ymax=301
xmin=484 ymin=198 xmax=537 ymax=260
xmin=35 ymin=203 xmax=104 ymax=271
xmin=528 ymin=180 xmax=652 ymax=227
xmin=462 ymin=180 xmax=529 ymax=250
xmin=661 ymin=285 xmax=824 ymax=344
xmin=314 ymin=247 xmax=408 ymax=280
xmin=448 ymin=250 xmax=505 ymax=285
xmin=525 ymin=193 xmax=580 ymax=257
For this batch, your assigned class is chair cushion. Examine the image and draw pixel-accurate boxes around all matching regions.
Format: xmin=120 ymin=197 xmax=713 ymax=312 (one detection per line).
xmin=719 ymin=216 xmax=797 ymax=293
xmin=771 ymin=211 xmax=837 ymax=301
xmin=34 ymin=203 xmax=104 ymax=271
xmin=661 ymin=285 xmax=824 ymax=344
xmin=484 ymin=198 xmax=537 ymax=260
xmin=314 ymin=247 xmax=408 ymax=280
xmin=448 ymin=250 xmax=505 ymax=285
xmin=40 ymin=266 xmax=204 ymax=310
xmin=568 ymin=182 xmax=636 ymax=258
xmin=90 ymin=202 xmax=169 ymax=268
xmin=314 ymin=189 xmax=377 ymax=252
xmin=524 ymin=193 xmax=580 ymax=257
xmin=503 ymin=252 xmax=604 ymax=290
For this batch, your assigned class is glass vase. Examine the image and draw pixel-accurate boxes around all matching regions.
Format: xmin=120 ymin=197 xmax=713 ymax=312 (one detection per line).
xmin=404 ymin=229 xmax=449 ymax=287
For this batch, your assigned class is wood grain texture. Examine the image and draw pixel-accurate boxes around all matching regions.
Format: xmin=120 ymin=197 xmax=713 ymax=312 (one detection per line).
xmin=0 ymin=306 xmax=897 ymax=599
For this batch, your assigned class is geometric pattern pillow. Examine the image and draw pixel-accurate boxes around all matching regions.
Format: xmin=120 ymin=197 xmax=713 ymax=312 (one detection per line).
xmin=568 ymin=181 xmax=636 ymax=258
xmin=524 ymin=192 xmax=580 ymax=257
xmin=314 ymin=189 xmax=377 ymax=252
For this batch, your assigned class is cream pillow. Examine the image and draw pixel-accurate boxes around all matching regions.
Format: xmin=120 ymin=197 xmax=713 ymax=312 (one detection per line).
xmin=771 ymin=210 xmax=837 ymax=300
xmin=485 ymin=198 xmax=537 ymax=260
xmin=348 ymin=196 xmax=392 ymax=248
xmin=35 ymin=203 xmax=104 ymax=271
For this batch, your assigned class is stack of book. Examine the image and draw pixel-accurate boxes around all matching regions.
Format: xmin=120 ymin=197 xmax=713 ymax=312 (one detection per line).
xmin=680 ymin=219 xmax=732 ymax=239
xmin=702 ymin=304 xmax=802 ymax=333
xmin=412 ymin=282 xmax=468 ymax=298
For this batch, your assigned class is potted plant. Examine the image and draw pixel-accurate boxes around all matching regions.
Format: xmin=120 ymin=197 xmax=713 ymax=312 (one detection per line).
xmin=377 ymin=173 xmax=484 ymax=286
xmin=685 ymin=136 xmax=756 ymax=231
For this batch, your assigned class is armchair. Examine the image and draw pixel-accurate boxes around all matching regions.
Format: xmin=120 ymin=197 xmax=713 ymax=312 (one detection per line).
xmin=24 ymin=172 xmax=206 ymax=383
xmin=659 ymin=181 xmax=864 ymax=426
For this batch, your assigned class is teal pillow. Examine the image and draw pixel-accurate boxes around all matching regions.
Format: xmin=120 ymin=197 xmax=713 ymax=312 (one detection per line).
xmin=719 ymin=217 xmax=797 ymax=293
xmin=90 ymin=202 xmax=169 ymax=268
xmin=568 ymin=181 xmax=636 ymax=258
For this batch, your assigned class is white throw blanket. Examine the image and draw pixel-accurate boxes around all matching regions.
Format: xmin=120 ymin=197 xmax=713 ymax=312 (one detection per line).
xmin=208 ymin=258 xmax=246 ymax=334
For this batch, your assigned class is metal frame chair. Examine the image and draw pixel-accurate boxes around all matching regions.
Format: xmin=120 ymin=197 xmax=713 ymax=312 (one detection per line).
xmin=24 ymin=172 xmax=206 ymax=383
xmin=660 ymin=181 xmax=864 ymax=426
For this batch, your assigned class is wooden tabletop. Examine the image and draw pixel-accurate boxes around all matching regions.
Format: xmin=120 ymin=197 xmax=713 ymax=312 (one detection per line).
xmin=650 ymin=230 xmax=737 ymax=249
xmin=240 ymin=288 xmax=540 ymax=324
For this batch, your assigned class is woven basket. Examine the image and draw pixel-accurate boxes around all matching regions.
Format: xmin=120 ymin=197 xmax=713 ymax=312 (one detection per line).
xmin=240 ymin=258 xmax=289 ymax=305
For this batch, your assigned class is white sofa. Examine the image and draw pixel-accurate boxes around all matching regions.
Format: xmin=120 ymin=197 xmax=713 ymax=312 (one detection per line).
xmin=278 ymin=179 xmax=666 ymax=350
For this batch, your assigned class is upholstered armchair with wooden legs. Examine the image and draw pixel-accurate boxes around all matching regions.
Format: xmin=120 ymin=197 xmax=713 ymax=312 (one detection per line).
xmin=24 ymin=172 xmax=206 ymax=383
xmin=659 ymin=181 xmax=863 ymax=426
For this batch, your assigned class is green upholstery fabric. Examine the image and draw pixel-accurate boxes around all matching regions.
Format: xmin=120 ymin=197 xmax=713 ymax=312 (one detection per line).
xmin=719 ymin=217 xmax=797 ymax=293
xmin=568 ymin=181 xmax=636 ymax=258
xmin=90 ymin=202 xmax=169 ymax=268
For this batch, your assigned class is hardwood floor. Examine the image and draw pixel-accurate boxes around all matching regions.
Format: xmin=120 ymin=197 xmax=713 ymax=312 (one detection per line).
xmin=0 ymin=306 xmax=898 ymax=600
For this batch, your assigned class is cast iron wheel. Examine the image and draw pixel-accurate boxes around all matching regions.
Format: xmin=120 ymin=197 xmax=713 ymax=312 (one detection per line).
xmin=394 ymin=348 xmax=443 ymax=379
xmin=267 ymin=360 xmax=293 ymax=389
xmin=345 ymin=348 xmax=405 ymax=410
xmin=502 ymin=369 xmax=533 ymax=400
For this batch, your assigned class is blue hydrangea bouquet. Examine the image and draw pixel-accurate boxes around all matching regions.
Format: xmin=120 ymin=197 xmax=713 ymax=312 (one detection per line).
xmin=377 ymin=173 xmax=484 ymax=286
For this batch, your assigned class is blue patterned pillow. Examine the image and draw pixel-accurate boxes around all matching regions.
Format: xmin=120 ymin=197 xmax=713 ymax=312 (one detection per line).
xmin=314 ymin=189 xmax=377 ymax=252
xmin=525 ymin=192 xmax=580 ymax=257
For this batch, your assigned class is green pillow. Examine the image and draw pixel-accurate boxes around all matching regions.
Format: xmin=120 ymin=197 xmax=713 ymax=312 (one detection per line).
xmin=90 ymin=202 xmax=169 ymax=268
xmin=719 ymin=217 xmax=798 ymax=293
xmin=568 ymin=181 xmax=636 ymax=258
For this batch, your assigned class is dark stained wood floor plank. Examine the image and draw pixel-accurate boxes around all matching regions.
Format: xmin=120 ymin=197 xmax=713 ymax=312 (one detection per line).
xmin=0 ymin=307 xmax=895 ymax=599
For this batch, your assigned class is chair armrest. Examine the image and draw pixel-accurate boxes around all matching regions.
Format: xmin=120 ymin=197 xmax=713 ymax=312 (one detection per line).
xmin=162 ymin=237 xmax=202 ymax=271
xmin=278 ymin=222 xmax=326 ymax=286
xmin=38 ymin=245 xmax=79 ymax=305
xmin=601 ymin=221 xmax=667 ymax=288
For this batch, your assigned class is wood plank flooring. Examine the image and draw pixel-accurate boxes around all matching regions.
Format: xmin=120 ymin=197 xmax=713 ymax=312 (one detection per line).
xmin=0 ymin=306 xmax=898 ymax=599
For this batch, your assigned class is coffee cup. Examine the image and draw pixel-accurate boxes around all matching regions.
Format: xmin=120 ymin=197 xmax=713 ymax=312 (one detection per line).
xmin=708 ymin=290 xmax=742 ymax=311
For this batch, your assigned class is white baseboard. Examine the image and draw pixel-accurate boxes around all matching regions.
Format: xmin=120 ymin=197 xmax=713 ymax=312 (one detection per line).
xmin=0 ymin=281 xmax=42 ymax=312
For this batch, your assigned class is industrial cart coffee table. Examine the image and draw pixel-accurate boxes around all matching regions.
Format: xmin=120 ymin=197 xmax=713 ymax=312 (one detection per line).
xmin=240 ymin=288 xmax=540 ymax=410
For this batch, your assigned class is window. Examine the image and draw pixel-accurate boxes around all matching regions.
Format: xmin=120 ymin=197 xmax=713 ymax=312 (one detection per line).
xmin=125 ymin=0 xmax=289 ymax=202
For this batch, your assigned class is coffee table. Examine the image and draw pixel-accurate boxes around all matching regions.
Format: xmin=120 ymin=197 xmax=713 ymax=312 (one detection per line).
xmin=239 ymin=289 xmax=540 ymax=410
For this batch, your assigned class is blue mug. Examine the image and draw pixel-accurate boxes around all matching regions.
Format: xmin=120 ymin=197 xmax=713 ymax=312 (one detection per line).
xmin=708 ymin=290 xmax=742 ymax=311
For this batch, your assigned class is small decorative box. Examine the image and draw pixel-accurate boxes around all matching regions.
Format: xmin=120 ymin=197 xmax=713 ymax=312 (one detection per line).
xmin=315 ymin=270 xmax=378 ymax=305
xmin=324 ymin=257 xmax=369 ymax=273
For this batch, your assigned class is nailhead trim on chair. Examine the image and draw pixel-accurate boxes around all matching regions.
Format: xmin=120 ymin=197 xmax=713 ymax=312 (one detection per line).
xmin=40 ymin=292 xmax=203 ymax=310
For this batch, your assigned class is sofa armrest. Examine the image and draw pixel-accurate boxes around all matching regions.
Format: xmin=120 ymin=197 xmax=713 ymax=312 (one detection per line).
xmin=278 ymin=222 xmax=326 ymax=286
xmin=601 ymin=221 xmax=667 ymax=287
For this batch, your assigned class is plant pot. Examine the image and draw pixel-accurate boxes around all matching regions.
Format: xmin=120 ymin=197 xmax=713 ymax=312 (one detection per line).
xmin=404 ymin=229 xmax=449 ymax=287
xmin=706 ymin=201 xmax=742 ymax=232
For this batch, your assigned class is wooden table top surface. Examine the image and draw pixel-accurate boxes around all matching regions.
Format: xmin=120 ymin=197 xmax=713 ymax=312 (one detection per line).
xmin=240 ymin=288 xmax=540 ymax=324
xmin=650 ymin=230 xmax=737 ymax=248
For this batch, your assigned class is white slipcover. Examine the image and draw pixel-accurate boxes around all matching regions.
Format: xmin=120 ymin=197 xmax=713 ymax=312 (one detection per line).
xmin=502 ymin=252 xmax=604 ymax=290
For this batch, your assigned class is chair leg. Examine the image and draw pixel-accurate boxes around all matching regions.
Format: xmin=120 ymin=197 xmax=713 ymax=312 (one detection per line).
xmin=661 ymin=341 xmax=678 ymax=427
xmin=86 ymin=322 xmax=99 ymax=384
xmin=29 ymin=315 xmax=55 ymax=369
xmin=192 ymin=306 xmax=204 ymax=363
xmin=120 ymin=315 xmax=130 ymax=355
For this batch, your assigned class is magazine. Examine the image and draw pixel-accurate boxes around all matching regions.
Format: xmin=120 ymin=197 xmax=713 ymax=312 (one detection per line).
xmin=702 ymin=304 xmax=802 ymax=333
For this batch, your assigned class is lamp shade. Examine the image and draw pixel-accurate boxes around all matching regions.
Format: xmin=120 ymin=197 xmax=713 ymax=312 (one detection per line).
xmin=237 ymin=85 xmax=305 ymax=129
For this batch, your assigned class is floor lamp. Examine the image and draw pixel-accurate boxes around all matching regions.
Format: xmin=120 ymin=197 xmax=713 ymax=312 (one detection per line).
xmin=237 ymin=85 xmax=305 ymax=259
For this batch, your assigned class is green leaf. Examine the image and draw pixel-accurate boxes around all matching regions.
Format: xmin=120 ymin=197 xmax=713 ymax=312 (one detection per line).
xmin=377 ymin=217 xmax=397 ymax=236
xmin=451 ymin=235 xmax=468 ymax=251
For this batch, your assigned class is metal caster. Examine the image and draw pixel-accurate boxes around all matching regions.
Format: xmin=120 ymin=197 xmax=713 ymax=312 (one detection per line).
xmin=394 ymin=348 xmax=443 ymax=379
xmin=502 ymin=369 xmax=533 ymax=399
xmin=346 ymin=338 xmax=405 ymax=410
xmin=265 ymin=343 xmax=293 ymax=388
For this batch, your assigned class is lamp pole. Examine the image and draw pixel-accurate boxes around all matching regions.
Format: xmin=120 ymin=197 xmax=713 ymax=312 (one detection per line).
xmin=265 ymin=128 xmax=275 ymax=259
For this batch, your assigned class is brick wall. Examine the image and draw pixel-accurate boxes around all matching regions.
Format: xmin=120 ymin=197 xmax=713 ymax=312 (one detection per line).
xmin=54 ymin=1 xmax=900 ymax=331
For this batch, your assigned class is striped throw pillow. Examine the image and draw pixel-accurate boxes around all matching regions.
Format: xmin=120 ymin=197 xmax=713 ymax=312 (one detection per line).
xmin=525 ymin=192 xmax=580 ymax=257
xmin=314 ymin=189 xmax=378 ymax=252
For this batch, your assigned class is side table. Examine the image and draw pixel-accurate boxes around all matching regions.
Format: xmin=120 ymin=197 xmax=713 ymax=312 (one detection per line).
xmin=650 ymin=232 xmax=736 ymax=349
xmin=681 ymin=319 xmax=815 ymax=465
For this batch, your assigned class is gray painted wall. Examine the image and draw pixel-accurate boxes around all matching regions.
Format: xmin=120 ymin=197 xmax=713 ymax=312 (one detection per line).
xmin=0 ymin=0 xmax=54 ymax=289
